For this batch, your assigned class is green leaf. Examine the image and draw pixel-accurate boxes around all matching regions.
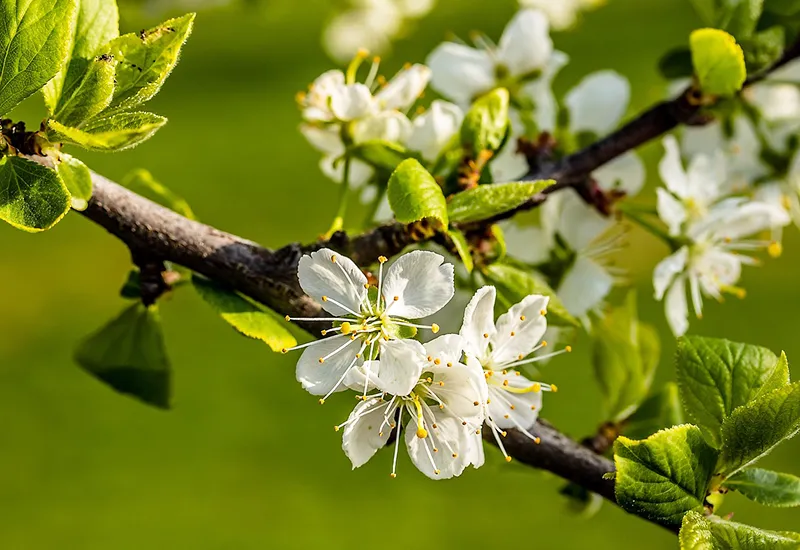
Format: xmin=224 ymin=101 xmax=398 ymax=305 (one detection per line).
xmin=690 ymin=28 xmax=747 ymax=97
xmin=680 ymin=512 xmax=800 ymax=549
xmin=765 ymin=0 xmax=800 ymax=15
xmin=121 ymin=168 xmax=195 ymax=219
xmin=349 ymin=140 xmax=412 ymax=173
xmin=446 ymin=180 xmax=553 ymax=224
xmin=74 ymin=303 xmax=171 ymax=409
xmin=592 ymin=292 xmax=661 ymax=421
xmin=624 ymin=383 xmax=686 ymax=440
xmin=676 ymin=336 xmax=787 ymax=448
xmin=483 ymin=261 xmax=579 ymax=328
xmin=0 ymin=156 xmax=70 ymax=231
xmin=719 ymin=0 xmax=765 ymax=38
xmin=659 ymin=47 xmax=695 ymax=79
xmin=51 ymin=55 xmax=117 ymax=127
xmin=460 ymin=87 xmax=509 ymax=154
xmin=0 ymin=0 xmax=78 ymax=115
xmin=192 ymin=276 xmax=297 ymax=352
xmin=741 ymin=26 xmax=786 ymax=73
xmin=719 ymin=381 xmax=800 ymax=477
xmin=724 ymin=468 xmax=800 ymax=507
xmin=691 ymin=0 xmax=720 ymax=25
xmin=47 ymin=112 xmax=167 ymax=151
xmin=43 ymin=0 xmax=119 ymax=113
xmin=105 ymin=13 xmax=195 ymax=111
xmin=614 ymin=425 xmax=719 ymax=526
xmin=447 ymin=227 xmax=473 ymax=273
xmin=387 ymin=158 xmax=448 ymax=226
xmin=54 ymin=152 xmax=92 ymax=210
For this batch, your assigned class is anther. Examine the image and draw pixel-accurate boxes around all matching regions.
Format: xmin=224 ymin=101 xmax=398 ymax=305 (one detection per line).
xmin=510 ymin=331 xmax=515 ymax=337
xmin=483 ymin=333 xmax=489 ymax=338
xmin=504 ymin=414 xmax=509 ymax=419
xmin=334 ymin=426 xmax=339 ymax=432
xmin=503 ymin=380 xmax=509 ymax=387
xmin=416 ymin=427 xmax=428 ymax=439
xmin=434 ymin=469 xmax=440 ymax=475
xmin=551 ymin=384 xmax=559 ymax=392
xmin=438 ymin=381 xmax=444 ymax=386
xmin=509 ymin=405 xmax=515 ymax=410
xmin=439 ymin=404 xmax=445 ymax=410
xmin=318 ymin=358 xmax=325 ymax=364
xmin=427 ymin=355 xmax=433 ymax=362
xmin=431 ymin=324 xmax=440 ymax=334
xmin=532 ymin=383 xmax=541 ymax=392
xmin=390 ymin=473 xmax=396 ymax=478
xmin=505 ymin=456 xmax=512 ymax=463
xmin=447 ymin=362 xmax=453 ymax=367
xmin=519 ymin=315 xmax=526 ymax=321
xmin=284 ymin=315 xmax=290 ymax=321
xmin=340 ymin=322 xmax=352 ymax=335
xmin=452 ymin=453 xmax=458 ymax=458
xmin=534 ymin=437 xmax=541 ymax=444
xmin=321 ymin=296 xmax=328 ymax=302
xmin=393 ymin=296 xmax=399 ymax=301
xmin=378 ymin=256 xmax=388 ymax=264
xmin=542 ymin=340 xmax=548 ymax=347
xmin=331 ymin=255 xmax=337 ymax=263
xmin=540 ymin=309 xmax=547 ymax=316
xmin=530 ymin=405 xmax=536 ymax=410
xmin=565 ymin=346 xmax=572 ymax=353
xmin=434 ymin=358 xmax=441 ymax=365
xmin=320 ymin=330 xmax=327 ymax=336
xmin=281 ymin=348 xmax=288 ymax=354
xmin=473 ymin=401 xmax=480 ymax=406
xmin=318 ymin=398 xmax=325 ymax=404
xmin=501 ymin=431 xmax=507 ymax=437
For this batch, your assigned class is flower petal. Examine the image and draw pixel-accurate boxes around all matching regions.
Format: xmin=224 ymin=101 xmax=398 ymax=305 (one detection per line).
xmin=301 ymin=124 xmax=345 ymax=156
xmin=382 ymin=250 xmax=455 ymax=319
xmin=499 ymin=222 xmax=552 ymax=264
xmin=319 ymin=156 xmax=374 ymax=187
xmin=427 ymin=360 xmax=486 ymax=422
xmin=686 ymin=151 xmax=726 ymax=204
xmin=342 ymin=397 xmax=394 ymax=468
xmin=302 ymin=70 xmax=346 ymax=121
xmin=490 ymin=294 xmax=549 ymax=366
xmin=557 ymin=256 xmax=614 ymax=318
xmin=298 ymin=248 xmax=368 ymax=315
xmin=523 ymin=50 xmax=569 ymax=132
xmin=554 ymin=189 xmax=614 ymax=252
xmin=593 ymin=151 xmax=645 ymax=197
xmin=653 ymin=246 xmax=688 ymax=301
xmin=375 ymin=64 xmax=431 ymax=111
xmin=658 ymin=135 xmax=689 ymax=198
xmin=656 ymin=187 xmax=687 ymax=236
xmin=565 ymin=70 xmax=630 ymax=136
xmin=487 ymin=376 xmax=543 ymax=431
xmin=352 ymin=111 xmax=412 ymax=144
xmin=459 ymin=286 xmax=497 ymax=362
xmin=497 ymin=9 xmax=553 ymax=77
xmin=296 ymin=336 xmax=361 ymax=395
xmin=374 ymin=339 xmax=427 ymax=396
xmin=405 ymin=410 xmax=470 ymax=479
xmin=423 ymin=334 xmax=465 ymax=367
xmin=427 ymin=42 xmax=494 ymax=105
xmin=407 ymin=100 xmax=463 ymax=162
xmin=489 ymin=133 xmax=529 ymax=181
xmin=330 ymin=83 xmax=376 ymax=121
xmin=664 ymin=275 xmax=689 ymax=337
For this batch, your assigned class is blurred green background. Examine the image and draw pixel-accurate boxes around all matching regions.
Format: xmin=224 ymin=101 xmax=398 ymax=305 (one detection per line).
xmin=1 ymin=0 xmax=798 ymax=548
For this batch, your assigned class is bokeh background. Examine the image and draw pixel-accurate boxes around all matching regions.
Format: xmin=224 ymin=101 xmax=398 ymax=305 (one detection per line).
xmin=1 ymin=0 xmax=798 ymax=548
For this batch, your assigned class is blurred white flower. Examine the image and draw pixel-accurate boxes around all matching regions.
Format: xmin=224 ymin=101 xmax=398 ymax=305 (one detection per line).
xmin=406 ymin=100 xmax=464 ymax=162
xmin=339 ymin=334 xmax=486 ymax=479
xmin=518 ymin=0 xmax=605 ymax=30
xmin=754 ymin=149 xmax=800 ymax=242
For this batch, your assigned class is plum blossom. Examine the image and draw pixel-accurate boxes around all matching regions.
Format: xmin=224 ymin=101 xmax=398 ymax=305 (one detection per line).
xmin=405 ymin=100 xmax=464 ymax=162
xmin=282 ymin=249 xmax=454 ymax=403
xmin=518 ymin=0 xmax=605 ymax=30
xmin=459 ymin=286 xmax=568 ymax=461
xmin=338 ymin=335 xmax=486 ymax=478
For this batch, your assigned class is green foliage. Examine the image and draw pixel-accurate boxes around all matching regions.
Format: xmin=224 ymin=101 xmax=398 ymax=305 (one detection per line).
xmin=765 ymin=0 xmax=800 ymax=15
xmin=0 ymin=0 xmax=78 ymax=115
xmin=192 ymin=276 xmax=297 ymax=352
xmin=122 ymin=168 xmax=195 ymax=219
xmin=446 ymin=180 xmax=553 ymax=224
xmin=48 ymin=112 xmax=167 ymax=151
xmin=55 ymin=152 xmax=92 ymax=210
xmin=460 ymin=88 xmax=510 ymax=155
xmin=718 ymin=0 xmax=764 ymax=38
xmin=679 ymin=512 xmax=800 ymax=549
xmin=615 ymin=425 xmax=719 ymax=525
xmin=690 ymin=28 xmax=747 ymax=97
xmin=349 ymin=140 xmax=411 ymax=173
xmin=624 ymin=383 xmax=685 ymax=440
xmin=446 ymin=227 xmax=473 ymax=272
xmin=724 ymin=468 xmax=800 ymax=507
xmin=659 ymin=47 xmax=694 ymax=79
xmin=592 ymin=293 xmax=661 ymax=421
xmin=676 ymin=336 xmax=787 ymax=447
xmin=387 ymin=158 xmax=448 ymax=226
xmin=51 ymin=56 xmax=117 ymax=127
xmin=0 ymin=156 xmax=70 ymax=231
xmin=741 ymin=26 xmax=786 ymax=73
xmin=718 ymin=381 xmax=800 ymax=477
xmin=483 ymin=261 xmax=578 ymax=327
xmin=74 ymin=303 xmax=171 ymax=409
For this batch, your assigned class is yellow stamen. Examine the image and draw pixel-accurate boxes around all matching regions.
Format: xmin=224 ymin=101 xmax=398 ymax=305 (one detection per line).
xmin=340 ymin=322 xmax=352 ymax=335
xmin=768 ymin=241 xmax=783 ymax=258
xmin=431 ymin=323 xmax=440 ymax=334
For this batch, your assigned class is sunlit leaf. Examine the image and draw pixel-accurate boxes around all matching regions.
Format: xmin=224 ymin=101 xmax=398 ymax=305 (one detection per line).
xmin=387 ymin=158 xmax=448 ymax=226
xmin=48 ymin=112 xmax=167 ymax=151
xmin=55 ymin=152 xmax=92 ymax=210
xmin=0 ymin=156 xmax=70 ymax=231
xmin=447 ymin=180 xmax=553 ymax=224
xmin=724 ymin=468 xmax=800 ymax=507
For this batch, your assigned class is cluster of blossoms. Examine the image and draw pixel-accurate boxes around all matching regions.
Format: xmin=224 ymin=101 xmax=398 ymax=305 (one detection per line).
xmin=282 ymin=248 xmax=564 ymax=478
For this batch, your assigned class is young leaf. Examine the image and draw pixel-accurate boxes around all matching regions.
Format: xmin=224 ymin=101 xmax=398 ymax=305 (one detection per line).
xmin=447 ymin=227 xmax=473 ymax=273
xmin=592 ymin=292 xmax=661 ymax=421
xmin=483 ymin=261 xmax=578 ymax=327
xmin=74 ymin=303 xmax=171 ymax=409
xmin=0 ymin=0 xmax=78 ymax=115
xmin=741 ymin=26 xmax=786 ymax=74
xmin=765 ymin=0 xmax=800 ymax=15
xmin=105 ymin=13 xmax=195 ymax=111
xmin=446 ymin=180 xmax=554 ymax=224
xmin=624 ymin=383 xmax=686 ymax=440
xmin=680 ymin=512 xmax=800 ymax=549
xmin=43 ymin=0 xmax=119 ymax=113
xmin=54 ymin=152 xmax=92 ymax=210
xmin=460 ymin=88 xmax=509 ymax=155
xmin=47 ymin=112 xmax=167 ymax=151
xmin=192 ymin=276 xmax=297 ymax=352
xmin=719 ymin=381 xmax=800 ymax=477
xmin=51 ymin=55 xmax=117 ymax=127
xmin=387 ymin=158 xmax=448 ymax=226
xmin=690 ymin=0 xmax=719 ymax=25
xmin=719 ymin=0 xmax=765 ymax=38
xmin=122 ymin=168 xmax=195 ymax=219
xmin=0 ymin=156 xmax=70 ymax=231
xmin=614 ymin=425 xmax=719 ymax=526
xmin=690 ymin=28 xmax=747 ymax=97
xmin=724 ymin=468 xmax=800 ymax=507
xmin=676 ymin=336 xmax=787 ymax=448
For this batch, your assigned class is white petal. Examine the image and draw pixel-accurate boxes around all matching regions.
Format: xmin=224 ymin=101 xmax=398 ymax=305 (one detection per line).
xmin=681 ymin=123 xmax=723 ymax=158
xmin=296 ymin=336 xmax=361 ymax=395
xmin=382 ymin=250 xmax=455 ymax=319
xmin=487 ymin=373 xmax=543 ymax=430
xmin=707 ymin=201 xmax=790 ymax=241
xmin=593 ymin=151 xmax=645 ymax=196
xmin=427 ymin=360 xmax=486 ymax=421
xmin=751 ymin=83 xmax=800 ymax=122
xmin=320 ymin=156 xmax=374 ymax=187
xmin=407 ymin=100 xmax=463 ymax=162
xmin=555 ymin=189 xmax=613 ymax=252
xmin=298 ymin=248 xmax=367 ymax=315
xmin=523 ymin=50 xmax=569 ymax=132
xmin=300 ymin=124 xmax=344 ymax=156
xmin=422 ymin=334 xmax=465 ymax=368
xmin=686 ymin=151 xmax=726 ymax=203
xmin=656 ymin=188 xmax=688 ymax=236
xmin=659 ymin=135 xmax=690 ymax=198
xmin=557 ymin=257 xmax=613 ymax=318
xmin=459 ymin=286 xmax=497 ymax=362
xmin=427 ymin=42 xmax=494 ymax=105
xmin=664 ymin=275 xmax=689 ymax=337
xmin=322 ymin=11 xmax=394 ymax=64
xmin=303 ymin=70 xmax=346 ymax=121
xmin=405 ymin=411 xmax=469 ymax=479
xmin=352 ymin=111 xmax=412 ymax=144
xmin=497 ymin=9 xmax=553 ymax=77
xmin=342 ymin=397 xmax=394 ymax=468
xmin=653 ymin=247 xmax=688 ymax=301
xmin=490 ymin=294 xmax=549 ymax=366
xmin=462 ymin=429 xmax=486 ymax=469
xmin=565 ymin=70 xmax=630 ymax=136
xmin=489 ymin=135 xmax=529 ymax=181
xmin=499 ymin=222 xmax=552 ymax=264
xmin=330 ymin=83 xmax=376 ymax=121
xmin=375 ymin=64 xmax=431 ymax=111
xmin=343 ymin=360 xmax=382 ymax=392
xmin=695 ymin=248 xmax=742 ymax=296
xmin=374 ymin=339 xmax=426 ymax=396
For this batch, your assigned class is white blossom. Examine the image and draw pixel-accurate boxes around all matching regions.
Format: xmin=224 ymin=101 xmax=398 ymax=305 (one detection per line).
xmin=518 ymin=0 xmax=605 ymax=30
xmin=282 ymin=249 xmax=454 ymax=403
xmin=406 ymin=100 xmax=463 ymax=162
